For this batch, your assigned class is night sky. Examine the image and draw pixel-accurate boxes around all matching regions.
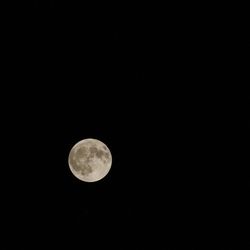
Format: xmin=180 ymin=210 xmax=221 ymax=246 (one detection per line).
xmin=1 ymin=2 xmax=248 ymax=249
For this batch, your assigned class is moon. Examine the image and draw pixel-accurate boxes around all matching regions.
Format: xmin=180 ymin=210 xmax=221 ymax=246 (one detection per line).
xmin=68 ymin=138 xmax=112 ymax=182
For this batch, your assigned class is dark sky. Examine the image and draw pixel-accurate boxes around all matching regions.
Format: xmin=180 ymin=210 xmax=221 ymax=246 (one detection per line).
xmin=1 ymin=2 xmax=248 ymax=249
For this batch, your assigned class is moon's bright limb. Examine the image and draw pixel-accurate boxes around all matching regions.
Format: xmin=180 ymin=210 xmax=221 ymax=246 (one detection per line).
xmin=68 ymin=138 xmax=112 ymax=182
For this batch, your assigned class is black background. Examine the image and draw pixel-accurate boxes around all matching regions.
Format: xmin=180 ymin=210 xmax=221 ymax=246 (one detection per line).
xmin=1 ymin=2 xmax=248 ymax=249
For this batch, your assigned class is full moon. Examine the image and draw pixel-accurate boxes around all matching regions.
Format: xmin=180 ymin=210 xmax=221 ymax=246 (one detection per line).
xmin=68 ymin=138 xmax=112 ymax=182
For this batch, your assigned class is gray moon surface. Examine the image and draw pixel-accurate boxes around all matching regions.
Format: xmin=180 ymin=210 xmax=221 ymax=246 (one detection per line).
xmin=68 ymin=138 xmax=112 ymax=182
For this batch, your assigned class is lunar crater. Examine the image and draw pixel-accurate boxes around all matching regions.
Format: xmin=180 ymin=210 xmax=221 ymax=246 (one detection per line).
xmin=96 ymin=149 xmax=105 ymax=158
xmin=80 ymin=163 xmax=93 ymax=176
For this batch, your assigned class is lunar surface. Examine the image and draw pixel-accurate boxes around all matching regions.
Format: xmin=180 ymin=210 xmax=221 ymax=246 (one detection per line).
xmin=68 ymin=138 xmax=112 ymax=182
